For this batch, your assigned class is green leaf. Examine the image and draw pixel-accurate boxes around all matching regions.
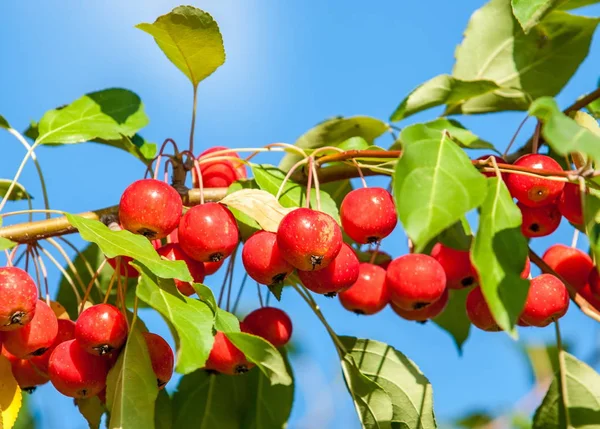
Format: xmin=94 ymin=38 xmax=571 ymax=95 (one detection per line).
xmin=0 ymin=115 xmax=10 ymax=129
xmin=155 ymin=389 xmax=173 ymax=429
xmin=191 ymin=283 xmax=241 ymax=332
xmin=433 ymin=288 xmax=472 ymax=353
xmin=400 ymin=118 xmax=496 ymax=151
xmin=437 ymin=218 xmax=473 ymax=251
xmin=106 ymin=320 xmax=159 ymax=429
xmin=251 ymin=164 xmax=340 ymax=222
xmin=66 ymin=215 xmax=192 ymax=281
xmin=455 ymin=411 xmax=494 ymax=428
xmin=533 ymin=352 xmax=600 ymax=428
xmin=136 ymin=267 xmax=214 ymax=374
xmin=137 ymin=6 xmax=225 ymax=87
xmin=226 ymin=180 xmax=261 ymax=241
xmin=393 ymin=135 xmax=487 ymax=252
xmin=338 ymin=136 xmax=370 ymax=151
xmin=35 ymin=88 xmax=149 ymax=145
xmin=559 ymin=0 xmax=600 ymax=9
xmin=220 ymin=189 xmax=294 ymax=233
xmin=512 ymin=0 xmax=561 ymax=33
xmin=340 ymin=336 xmax=436 ymax=428
xmin=225 ymin=332 xmax=292 ymax=386
xmin=279 ymin=116 xmax=388 ymax=171
xmin=390 ymin=74 xmax=503 ymax=121
xmin=75 ymin=396 xmax=104 ymax=429
xmin=471 ymin=178 xmax=530 ymax=336
xmin=529 ymin=97 xmax=600 ymax=164
xmin=524 ymin=344 xmax=563 ymax=383
xmin=0 ymin=179 xmax=32 ymax=201
xmin=453 ymin=0 xmax=599 ymax=114
xmin=267 ymin=282 xmax=284 ymax=301
xmin=0 ymin=237 xmax=16 ymax=251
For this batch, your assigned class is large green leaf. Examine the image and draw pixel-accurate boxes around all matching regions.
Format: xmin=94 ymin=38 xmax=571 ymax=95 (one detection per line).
xmin=75 ymin=396 xmax=104 ymax=429
xmin=155 ymin=389 xmax=173 ymax=429
xmin=251 ymin=164 xmax=340 ymax=222
xmin=137 ymin=6 xmax=225 ymax=87
xmin=66 ymin=215 xmax=191 ymax=281
xmin=393 ymin=135 xmax=487 ymax=252
xmin=35 ymin=88 xmax=148 ymax=145
xmin=0 ymin=179 xmax=32 ymax=201
xmin=341 ymin=337 xmax=436 ymax=428
xmin=533 ymin=352 xmax=600 ymax=428
xmin=136 ymin=267 xmax=214 ymax=374
xmin=453 ymin=0 xmax=599 ymax=114
xmin=433 ymin=288 xmax=472 ymax=353
xmin=279 ymin=116 xmax=388 ymax=171
xmin=390 ymin=74 xmax=503 ymax=121
xmin=529 ymin=97 xmax=600 ymax=164
xmin=471 ymin=178 xmax=529 ymax=336
xmin=106 ymin=321 xmax=159 ymax=429
xmin=511 ymin=0 xmax=561 ymax=33
xmin=399 ymin=118 xmax=496 ymax=151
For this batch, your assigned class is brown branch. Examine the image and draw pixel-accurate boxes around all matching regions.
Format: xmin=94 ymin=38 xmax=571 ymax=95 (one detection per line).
xmin=315 ymin=150 xmax=401 ymax=166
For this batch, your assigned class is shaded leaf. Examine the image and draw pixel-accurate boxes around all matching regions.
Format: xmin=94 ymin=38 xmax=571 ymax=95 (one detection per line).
xmin=137 ymin=6 xmax=225 ymax=87
xmin=437 ymin=218 xmax=473 ymax=251
xmin=512 ymin=0 xmax=562 ymax=33
xmin=471 ymin=178 xmax=529 ymax=336
xmin=0 ymin=115 xmax=10 ymax=130
xmin=267 ymin=283 xmax=284 ymax=301
xmin=75 ymin=396 xmax=104 ymax=429
xmin=393 ymin=135 xmax=487 ymax=252
xmin=400 ymin=118 xmax=495 ymax=151
xmin=433 ymin=288 xmax=472 ymax=352
xmin=0 ymin=180 xmax=32 ymax=201
xmin=583 ymin=189 xmax=600 ymax=273
xmin=155 ymin=389 xmax=173 ymax=429
xmin=220 ymin=189 xmax=294 ymax=233
xmin=0 ymin=355 xmax=22 ymax=429
xmin=559 ymin=0 xmax=600 ymax=9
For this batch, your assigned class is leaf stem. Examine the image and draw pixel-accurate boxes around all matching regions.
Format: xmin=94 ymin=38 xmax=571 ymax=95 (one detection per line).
xmin=555 ymin=320 xmax=572 ymax=429
xmin=189 ymin=85 xmax=198 ymax=154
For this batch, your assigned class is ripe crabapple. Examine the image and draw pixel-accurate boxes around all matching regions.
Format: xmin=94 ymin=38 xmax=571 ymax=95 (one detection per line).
xmin=519 ymin=274 xmax=569 ymax=327
xmin=466 ymin=286 xmax=501 ymax=332
xmin=431 ymin=243 xmax=477 ymax=289
xmin=338 ymin=263 xmax=389 ymax=315
xmin=157 ymin=243 xmax=206 ymax=296
xmin=0 ymin=266 xmax=38 ymax=331
xmin=558 ymin=183 xmax=583 ymax=225
xmin=542 ymin=244 xmax=592 ymax=291
xmin=391 ymin=288 xmax=449 ymax=322
xmin=476 ymin=155 xmax=507 ymax=179
xmin=277 ymin=208 xmax=343 ymax=271
xmin=192 ymin=146 xmax=247 ymax=188
xmin=588 ymin=268 xmax=600 ymax=299
xmin=118 ymin=179 xmax=183 ymax=239
xmin=30 ymin=319 xmax=76 ymax=376
xmin=340 ymin=187 xmax=397 ymax=244
xmin=75 ymin=304 xmax=128 ymax=356
xmin=506 ymin=154 xmax=565 ymax=207
xmin=2 ymin=347 xmax=49 ymax=392
xmin=3 ymin=300 xmax=58 ymax=359
xmin=386 ymin=254 xmax=446 ymax=310
xmin=298 ymin=243 xmax=359 ymax=296
xmin=242 ymin=307 xmax=293 ymax=347
xmin=518 ymin=202 xmax=561 ymax=238
xmin=178 ymin=203 xmax=239 ymax=262
xmin=142 ymin=332 xmax=174 ymax=389
xmin=204 ymin=260 xmax=225 ymax=276
xmin=579 ymin=282 xmax=600 ymax=311
xmin=242 ymin=231 xmax=294 ymax=287
xmin=48 ymin=339 xmax=109 ymax=398
xmin=204 ymin=331 xmax=253 ymax=375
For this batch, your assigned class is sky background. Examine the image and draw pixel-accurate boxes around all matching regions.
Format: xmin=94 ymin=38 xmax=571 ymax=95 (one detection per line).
xmin=2 ymin=1 xmax=600 ymax=428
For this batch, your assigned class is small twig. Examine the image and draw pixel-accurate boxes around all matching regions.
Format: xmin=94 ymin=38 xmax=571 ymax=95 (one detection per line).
xmin=257 ymin=282 xmax=264 ymax=308
xmin=502 ymin=115 xmax=529 ymax=158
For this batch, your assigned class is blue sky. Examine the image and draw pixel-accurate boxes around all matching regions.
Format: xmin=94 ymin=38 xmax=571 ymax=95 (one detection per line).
xmin=2 ymin=1 xmax=600 ymax=428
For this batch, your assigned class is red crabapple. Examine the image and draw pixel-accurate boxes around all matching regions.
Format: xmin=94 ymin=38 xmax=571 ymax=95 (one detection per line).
xmin=3 ymin=300 xmax=58 ymax=359
xmin=542 ymin=244 xmax=592 ymax=291
xmin=204 ymin=331 xmax=253 ymax=375
xmin=242 ymin=231 xmax=294 ymax=287
xmin=2 ymin=347 xmax=49 ymax=392
xmin=204 ymin=260 xmax=225 ymax=276
xmin=518 ymin=202 xmax=561 ymax=238
xmin=338 ymin=263 xmax=388 ymax=315
xmin=519 ymin=274 xmax=569 ymax=327
xmin=298 ymin=243 xmax=359 ymax=296
xmin=340 ymin=187 xmax=397 ymax=244
xmin=506 ymin=154 xmax=565 ymax=207
xmin=192 ymin=146 xmax=247 ymax=188
xmin=75 ymin=304 xmax=128 ymax=356
xmin=0 ymin=267 xmax=38 ymax=331
xmin=30 ymin=319 xmax=76 ymax=376
xmin=157 ymin=243 xmax=206 ymax=296
xmin=431 ymin=243 xmax=477 ymax=289
xmin=391 ymin=288 xmax=448 ymax=322
xmin=558 ymin=183 xmax=584 ymax=225
xmin=242 ymin=307 xmax=293 ymax=347
xmin=466 ymin=286 xmax=501 ymax=332
xmin=142 ymin=332 xmax=174 ymax=389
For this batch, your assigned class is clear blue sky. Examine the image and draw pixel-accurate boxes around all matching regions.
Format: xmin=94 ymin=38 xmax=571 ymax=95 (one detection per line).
xmin=2 ymin=1 xmax=600 ymax=428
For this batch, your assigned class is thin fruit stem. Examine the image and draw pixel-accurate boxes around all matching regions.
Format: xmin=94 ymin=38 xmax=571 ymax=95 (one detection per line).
xmin=102 ymin=270 xmax=118 ymax=305
xmin=58 ymin=237 xmax=103 ymax=291
xmin=532 ymin=121 xmax=542 ymax=154
xmin=36 ymin=244 xmax=82 ymax=306
xmin=232 ymin=273 xmax=248 ymax=314
xmin=311 ymin=159 xmax=322 ymax=211
xmin=45 ymin=238 xmax=87 ymax=293
xmin=31 ymin=246 xmax=50 ymax=304
xmin=257 ymin=282 xmax=264 ymax=307
xmin=571 ymin=229 xmax=580 ymax=249
xmin=555 ymin=320 xmax=573 ymax=429
xmin=189 ymin=85 xmax=198 ymax=154
xmin=3 ymin=249 xmax=11 ymax=266
xmin=226 ymin=251 xmax=236 ymax=312
xmin=305 ymin=157 xmax=313 ymax=209
xmin=29 ymin=245 xmax=43 ymax=299
xmin=353 ymin=159 xmax=368 ymax=188
xmin=0 ymin=141 xmax=40 ymax=214
xmin=80 ymin=259 xmax=108 ymax=313
xmin=502 ymin=115 xmax=529 ymax=158
xmin=218 ymin=252 xmax=236 ymax=307
xmin=245 ymin=143 xmax=304 ymax=162
xmin=275 ymin=158 xmax=309 ymax=201
xmin=369 ymin=242 xmax=381 ymax=264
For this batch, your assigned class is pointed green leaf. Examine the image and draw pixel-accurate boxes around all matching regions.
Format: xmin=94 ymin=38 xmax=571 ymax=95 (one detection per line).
xmin=137 ymin=6 xmax=225 ymax=87
xmin=340 ymin=336 xmax=436 ymax=428
xmin=471 ymin=178 xmax=530 ymax=336
xmin=533 ymin=352 xmax=600 ymax=428
xmin=66 ymin=215 xmax=191 ymax=281
xmin=511 ymin=0 xmax=561 ymax=33
xmin=279 ymin=116 xmax=388 ymax=171
xmin=390 ymin=74 xmax=503 ymax=121
xmin=437 ymin=218 xmax=473 ymax=251
xmin=559 ymin=0 xmax=600 ymax=9
xmin=35 ymin=88 xmax=149 ymax=145
xmin=0 ymin=115 xmax=10 ymax=130
xmin=0 ymin=180 xmax=32 ymax=201
xmin=338 ymin=136 xmax=370 ymax=151
xmin=155 ymin=389 xmax=173 ymax=429
xmin=191 ymin=283 xmax=241 ymax=332
xmin=0 ymin=238 xmax=16 ymax=251
xmin=136 ymin=267 xmax=214 ymax=374
xmin=400 ymin=119 xmax=496 ymax=151
xmin=106 ymin=321 xmax=159 ymax=429
xmin=75 ymin=396 xmax=104 ymax=429
xmin=433 ymin=288 xmax=472 ymax=352
xmin=453 ymin=0 xmax=599 ymax=114
xmin=393 ymin=135 xmax=487 ymax=252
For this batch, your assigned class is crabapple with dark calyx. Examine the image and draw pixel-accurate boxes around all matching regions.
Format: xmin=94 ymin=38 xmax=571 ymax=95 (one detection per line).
xmin=391 ymin=288 xmax=448 ymax=322
xmin=298 ymin=243 xmax=359 ymax=296
xmin=518 ymin=202 xmax=561 ymax=238
xmin=338 ymin=263 xmax=388 ymax=315
xmin=431 ymin=243 xmax=477 ymax=289
xmin=3 ymin=300 xmax=58 ymax=359
xmin=204 ymin=331 xmax=254 ymax=375
xmin=143 ymin=332 xmax=174 ymax=389
xmin=75 ymin=304 xmax=128 ymax=356
xmin=242 ymin=231 xmax=294 ymax=287
xmin=340 ymin=187 xmax=397 ymax=244
xmin=0 ymin=266 xmax=38 ymax=331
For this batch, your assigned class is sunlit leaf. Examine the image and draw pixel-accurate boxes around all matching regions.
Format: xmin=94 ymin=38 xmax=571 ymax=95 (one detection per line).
xmin=220 ymin=189 xmax=294 ymax=233
xmin=400 ymin=118 xmax=495 ymax=151
xmin=0 ymin=355 xmax=22 ymax=429
xmin=0 ymin=180 xmax=32 ymax=201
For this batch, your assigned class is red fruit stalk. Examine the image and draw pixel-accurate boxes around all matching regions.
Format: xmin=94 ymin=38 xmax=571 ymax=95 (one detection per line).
xmin=338 ymin=263 xmax=389 ymax=315
xmin=0 ymin=267 xmax=39 ymax=331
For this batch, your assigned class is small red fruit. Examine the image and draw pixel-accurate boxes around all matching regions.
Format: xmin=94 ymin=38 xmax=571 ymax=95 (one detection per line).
xmin=75 ymin=304 xmax=128 ymax=356
xmin=298 ymin=243 xmax=359 ymax=296
xmin=204 ymin=260 xmax=224 ymax=276
xmin=520 ymin=274 xmax=569 ymax=327
xmin=386 ymin=254 xmax=446 ymax=310
xmin=30 ymin=319 xmax=76 ymax=375
xmin=242 ymin=307 xmax=293 ymax=347
xmin=518 ymin=202 xmax=561 ymax=238
xmin=192 ymin=146 xmax=247 ymax=188
xmin=48 ymin=339 xmax=109 ymax=398
xmin=542 ymin=244 xmax=592 ymax=291
xmin=338 ymin=263 xmax=389 ymax=315
xmin=588 ymin=269 xmax=600 ymax=299
xmin=142 ymin=333 xmax=174 ymax=389
xmin=178 ymin=203 xmax=240 ymax=262
xmin=431 ymin=243 xmax=477 ymax=289
xmin=340 ymin=187 xmax=397 ymax=244
xmin=3 ymin=300 xmax=58 ymax=359
xmin=0 ymin=267 xmax=38 ymax=331
xmin=558 ymin=183 xmax=584 ymax=225
xmin=157 ymin=243 xmax=206 ymax=296
xmin=2 ymin=348 xmax=49 ymax=392
xmin=476 ymin=155 xmax=507 ymax=179
xmin=391 ymin=288 xmax=449 ymax=322
xmin=466 ymin=286 xmax=501 ymax=332
xmin=107 ymin=255 xmax=139 ymax=278
xmin=506 ymin=154 xmax=565 ymax=207
xmin=242 ymin=231 xmax=294 ymax=287
xmin=277 ymin=208 xmax=343 ymax=271
xmin=119 ymin=179 xmax=183 ymax=239
xmin=205 ymin=331 xmax=253 ymax=375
